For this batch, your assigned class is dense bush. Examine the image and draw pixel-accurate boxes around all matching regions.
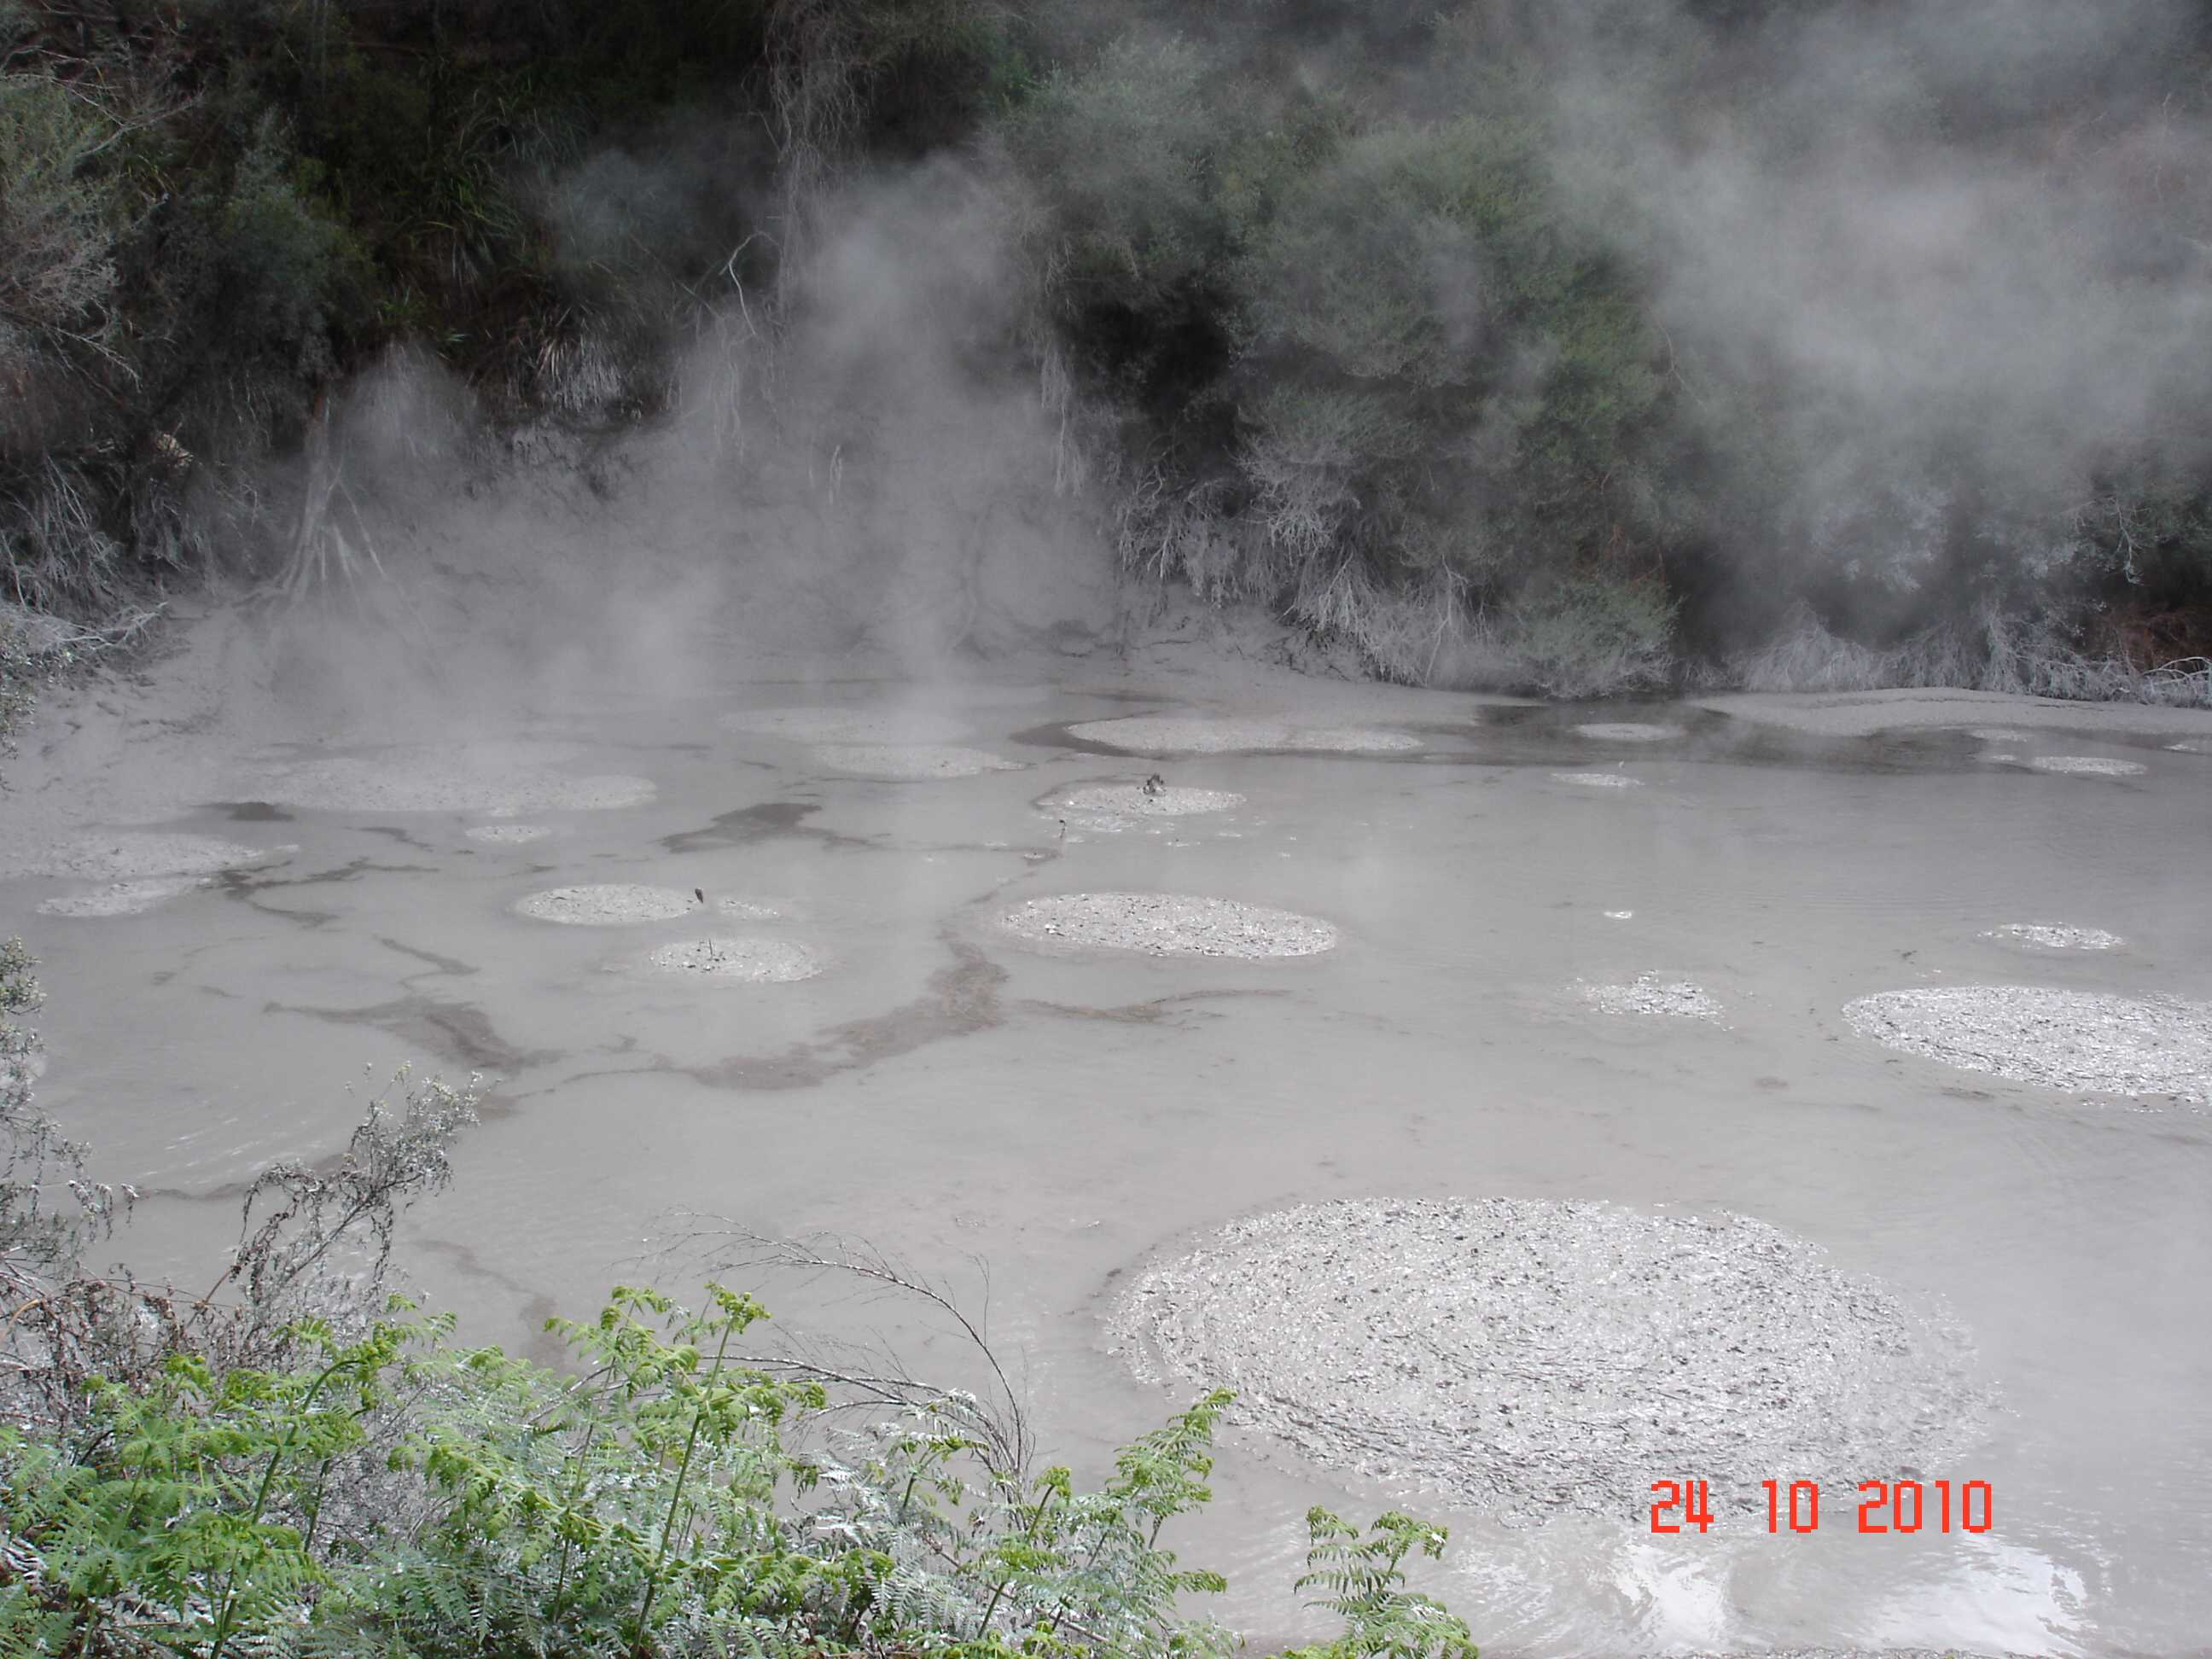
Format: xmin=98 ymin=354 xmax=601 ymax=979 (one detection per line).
xmin=3 ymin=0 xmax=2210 ymax=697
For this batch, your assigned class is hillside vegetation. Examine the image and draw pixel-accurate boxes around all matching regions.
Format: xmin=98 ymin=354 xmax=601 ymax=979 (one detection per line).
xmin=4 ymin=0 xmax=2211 ymax=702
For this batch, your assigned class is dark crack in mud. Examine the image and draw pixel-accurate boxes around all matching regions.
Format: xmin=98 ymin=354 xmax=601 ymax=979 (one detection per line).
xmin=681 ymin=936 xmax=1006 ymax=1090
xmin=265 ymin=994 xmax=559 ymax=1075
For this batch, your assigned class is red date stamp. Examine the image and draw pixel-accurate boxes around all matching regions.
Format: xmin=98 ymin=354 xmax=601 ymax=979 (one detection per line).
xmin=1650 ymin=1478 xmax=1994 ymax=1534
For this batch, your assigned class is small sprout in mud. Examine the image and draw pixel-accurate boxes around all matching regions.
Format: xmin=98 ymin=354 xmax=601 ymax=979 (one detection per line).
xmin=1143 ymin=773 xmax=1166 ymax=797
xmin=694 ymin=888 xmax=714 ymax=963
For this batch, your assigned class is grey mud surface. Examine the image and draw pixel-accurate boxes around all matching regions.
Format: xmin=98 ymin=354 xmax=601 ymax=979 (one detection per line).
xmin=999 ymin=893 xmax=1338 ymax=958
xmin=10 ymin=630 xmax=2212 ymax=1658
xmin=1551 ymin=770 xmax=1645 ymax=789
xmin=1110 ymin=1198 xmax=1990 ymax=1527
xmin=1845 ymin=987 xmax=2212 ymax=1103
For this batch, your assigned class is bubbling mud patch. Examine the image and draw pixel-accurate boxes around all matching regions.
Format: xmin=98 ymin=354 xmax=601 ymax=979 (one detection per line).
xmin=465 ymin=824 xmax=555 ymax=846
xmin=1982 ymin=923 xmax=2123 ymax=952
xmin=646 ymin=937 xmax=821 ymax=983
xmin=999 ymin=893 xmax=1336 ymax=958
xmin=1582 ymin=974 xmax=1724 ymax=1022
xmin=1109 ymin=1198 xmax=1988 ymax=1527
xmin=1551 ymin=771 xmax=1644 ymax=789
xmin=714 ymin=897 xmax=783 ymax=921
xmin=1065 ymin=716 xmax=1419 ymax=754
xmin=516 ymin=884 xmax=697 ymax=926
xmin=38 ymin=876 xmax=205 ymax=917
xmin=18 ymin=831 xmax=276 ymax=882
xmin=720 ymin=707 xmax=969 ymax=745
xmin=1845 ymin=987 xmax=2212 ymax=1103
xmin=2026 ymin=755 xmax=2147 ymax=777
xmin=809 ymin=743 xmax=1020 ymax=779
xmin=253 ymin=756 xmax=655 ymax=814
xmin=1041 ymin=782 xmax=1246 ymax=827
xmin=1574 ymin=722 xmax=1685 ymax=742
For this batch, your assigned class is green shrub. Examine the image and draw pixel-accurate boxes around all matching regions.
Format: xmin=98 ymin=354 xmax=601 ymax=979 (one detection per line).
xmin=0 ymin=1275 xmax=1482 ymax=1657
xmin=1508 ymin=567 xmax=1676 ymax=698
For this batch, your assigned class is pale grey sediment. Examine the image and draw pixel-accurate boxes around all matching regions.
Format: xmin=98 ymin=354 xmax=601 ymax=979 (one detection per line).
xmin=999 ymin=893 xmax=1337 ymax=958
xmin=809 ymin=742 xmax=1021 ymax=779
xmin=1966 ymin=726 xmax=2033 ymax=743
xmin=1844 ymin=987 xmax=2212 ymax=1103
xmin=1582 ymin=974 xmax=1724 ymax=1021
xmin=2026 ymin=755 xmax=2147 ymax=776
xmin=1574 ymin=722 xmax=1685 ymax=742
xmin=1066 ymin=716 xmax=1420 ymax=754
xmin=1109 ymin=1197 xmax=1989 ymax=1528
xmin=516 ymin=884 xmax=697 ymax=925
xmin=38 ymin=876 xmax=205 ymax=917
xmin=1551 ymin=771 xmax=1644 ymax=789
xmin=1982 ymin=923 xmax=2123 ymax=952
xmin=12 ymin=831 xmax=276 ymax=882
xmin=465 ymin=824 xmax=555 ymax=845
xmin=645 ymin=937 xmax=821 ymax=982
xmin=1042 ymin=782 xmax=1246 ymax=826
xmin=720 ymin=707 xmax=970 ymax=744
xmin=251 ymin=756 xmax=655 ymax=813
xmin=713 ymin=897 xmax=783 ymax=920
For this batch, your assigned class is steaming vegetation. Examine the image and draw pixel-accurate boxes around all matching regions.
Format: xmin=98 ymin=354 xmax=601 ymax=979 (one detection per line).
xmin=4 ymin=0 xmax=2211 ymax=706
xmin=0 ymin=938 xmax=1481 ymax=1656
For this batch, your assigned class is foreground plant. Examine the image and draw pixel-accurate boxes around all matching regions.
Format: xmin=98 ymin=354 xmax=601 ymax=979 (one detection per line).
xmin=0 ymin=1278 xmax=1481 ymax=1656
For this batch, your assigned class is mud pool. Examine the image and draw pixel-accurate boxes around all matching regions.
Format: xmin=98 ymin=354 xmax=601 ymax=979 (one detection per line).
xmin=7 ymin=672 xmax=2212 ymax=1656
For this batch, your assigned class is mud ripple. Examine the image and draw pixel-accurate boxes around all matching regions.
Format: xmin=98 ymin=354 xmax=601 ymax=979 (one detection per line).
xmin=1844 ymin=987 xmax=2212 ymax=1103
xmin=1110 ymin=1197 xmax=1989 ymax=1526
xmin=1000 ymin=893 xmax=1336 ymax=958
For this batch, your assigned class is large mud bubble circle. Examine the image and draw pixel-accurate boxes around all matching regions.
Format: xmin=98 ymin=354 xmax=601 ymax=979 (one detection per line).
xmin=999 ymin=893 xmax=1336 ymax=958
xmin=1109 ymin=1198 xmax=1989 ymax=1526
xmin=1845 ymin=987 xmax=2212 ymax=1103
